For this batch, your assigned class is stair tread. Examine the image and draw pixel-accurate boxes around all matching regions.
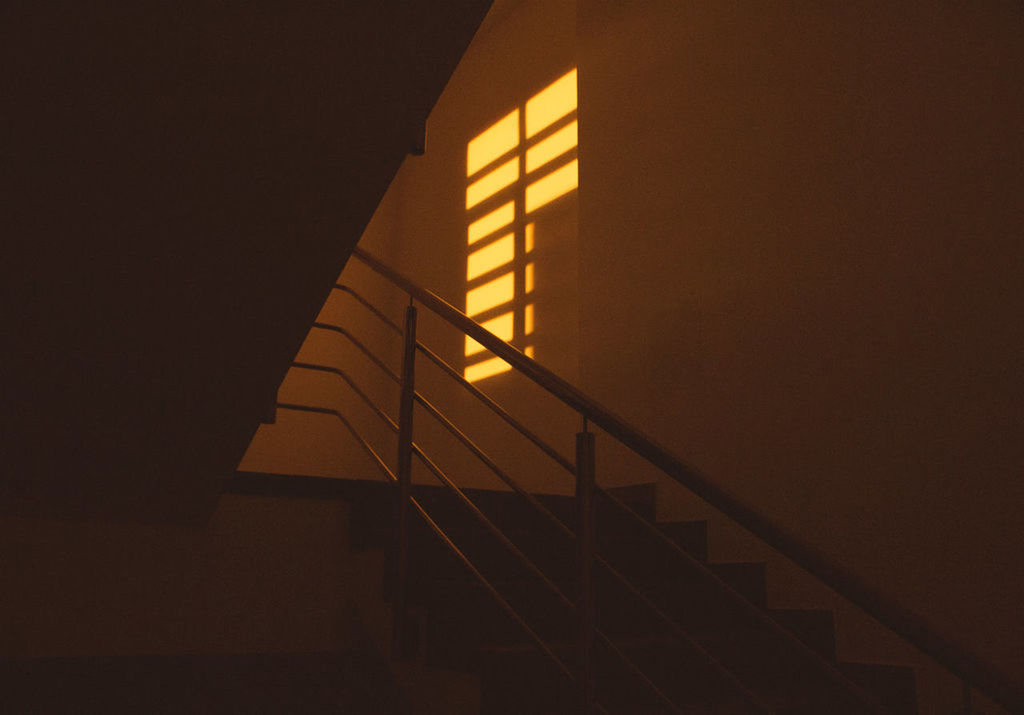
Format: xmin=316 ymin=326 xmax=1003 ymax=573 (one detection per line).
xmin=342 ymin=483 xmax=919 ymax=714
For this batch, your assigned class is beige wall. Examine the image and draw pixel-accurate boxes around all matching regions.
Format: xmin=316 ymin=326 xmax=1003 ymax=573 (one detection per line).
xmin=577 ymin=0 xmax=1023 ymax=689
xmin=1 ymin=493 xmax=361 ymax=657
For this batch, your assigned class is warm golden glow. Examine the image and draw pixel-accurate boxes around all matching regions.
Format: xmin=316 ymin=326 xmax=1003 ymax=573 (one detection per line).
xmin=468 ymin=201 xmax=515 ymax=244
xmin=466 ymin=156 xmax=520 ymax=209
xmin=466 ymin=272 xmax=514 ymax=316
xmin=467 ymin=233 xmax=514 ymax=281
xmin=526 ymin=120 xmax=577 ymax=173
xmin=465 ymin=311 xmax=514 ymax=357
xmin=525 ymin=69 xmax=577 ymax=138
xmin=464 ymin=69 xmax=578 ymax=382
xmin=526 ymin=159 xmax=578 ymax=213
xmin=467 ymin=109 xmax=519 ymax=177
xmin=465 ymin=356 xmax=512 ymax=382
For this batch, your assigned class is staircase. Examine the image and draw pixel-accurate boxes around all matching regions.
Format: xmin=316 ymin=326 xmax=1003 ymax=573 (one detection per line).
xmin=338 ymin=479 xmax=917 ymax=714
xmin=261 ymin=248 xmax=1023 ymax=714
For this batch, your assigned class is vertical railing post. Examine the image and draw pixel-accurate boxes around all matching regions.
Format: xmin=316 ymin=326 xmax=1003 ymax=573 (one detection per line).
xmin=392 ymin=301 xmax=417 ymax=659
xmin=576 ymin=421 xmax=597 ymax=713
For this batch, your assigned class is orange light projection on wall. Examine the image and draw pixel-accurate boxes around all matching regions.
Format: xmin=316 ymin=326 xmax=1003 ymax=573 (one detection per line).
xmin=464 ymin=69 xmax=578 ymax=382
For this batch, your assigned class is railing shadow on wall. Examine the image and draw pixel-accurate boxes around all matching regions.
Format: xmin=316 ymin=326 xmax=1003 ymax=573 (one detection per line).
xmin=270 ymin=247 xmax=1023 ymax=715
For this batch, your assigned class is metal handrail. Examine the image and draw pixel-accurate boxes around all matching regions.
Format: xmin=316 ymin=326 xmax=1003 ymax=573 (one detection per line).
xmin=415 ymin=340 xmax=577 ymax=475
xmin=314 ymin=302 xmax=834 ymax=710
xmin=311 ymin=321 xmax=401 ymax=384
xmin=276 ymin=402 xmax=582 ymax=699
xmin=329 ymin=275 xmax=866 ymax=710
xmin=416 ymin=385 xmax=781 ymax=705
xmin=351 ymin=246 xmax=1024 ymax=714
xmin=595 ymin=632 xmax=686 ymax=714
xmin=334 ymin=284 xmax=404 ymax=335
xmin=405 ymin=331 xmax=877 ymax=705
xmin=409 ymin=409 xmax=763 ymax=712
xmin=413 ymin=390 xmax=575 ymax=539
xmin=409 ymin=495 xmax=579 ymax=687
xmin=593 ymin=488 xmax=888 ymax=710
xmin=408 ymin=442 xmax=572 ymax=618
xmin=311 ymin=292 xmax=882 ymax=713
xmin=338 ymin=282 xmax=575 ymax=474
xmin=280 ymin=376 xmax=760 ymax=710
xmin=409 ymin=378 xmax=781 ymax=708
xmin=284 ymin=365 xmax=857 ymax=707
xmin=291 ymin=362 xmax=399 ymax=429
xmin=276 ymin=403 xmax=397 ymax=484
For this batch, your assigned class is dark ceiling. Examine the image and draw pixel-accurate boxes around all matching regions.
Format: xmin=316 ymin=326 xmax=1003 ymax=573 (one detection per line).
xmin=1 ymin=1 xmax=493 ymax=523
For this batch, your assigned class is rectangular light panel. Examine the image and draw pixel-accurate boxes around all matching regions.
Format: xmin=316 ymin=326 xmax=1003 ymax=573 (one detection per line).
xmin=467 ymin=109 xmax=519 ymax=177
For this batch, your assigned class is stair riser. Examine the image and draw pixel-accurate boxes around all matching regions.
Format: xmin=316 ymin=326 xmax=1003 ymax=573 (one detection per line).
xmin=345 ymin=482 xmax=916 ymax=714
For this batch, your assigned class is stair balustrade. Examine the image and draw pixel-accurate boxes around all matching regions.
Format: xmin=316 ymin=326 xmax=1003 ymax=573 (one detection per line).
xmin=269 ymin=247 xmax=1022 ymax=715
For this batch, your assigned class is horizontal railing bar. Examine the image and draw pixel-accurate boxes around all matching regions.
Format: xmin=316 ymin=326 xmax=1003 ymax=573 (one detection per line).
xmin=275 ymin=403 xmax=336 ymax=418
xmin=276 ymin=406 xmax=740 ymax=711
xmin=276 ymin=403 xmax=583 ymax=701
xmin=595 ymin=631 xmax=685 ymax=715
xmin=409 ymin=442 xmax=576 ymax=615
xmin=413 ymin=390 xmax=575 ymax=540
xmin=335 ymin=284 xmax=403 ymax=335
xmin=311 ymin=321 xmax=401 ymax=384
xmin=408 ymin=413 xmax=766 ymax=711
xmin=408 ymin=495 xmax=576 ymax=683
xmin=277 ymin=405 xmax=677 ymax=712
xmin=593 ymin=554 xmax=773 ymax=713
xmin=411 ymin=402 xmax=705 ymax=713
xmin=416 ymin=341 xmax=576 ymax=475
xmin=352 ymin=247 xmax=1023 ymax=713
xmin=277 ymin=402 xmax=583 ymax=700
xmin=595 ymin=488 xmax=887 ymax=712
xmin=291 ymin=362 xmax=398 ymax=433
xmin=275 ymin=403 xmax=395 ymax=484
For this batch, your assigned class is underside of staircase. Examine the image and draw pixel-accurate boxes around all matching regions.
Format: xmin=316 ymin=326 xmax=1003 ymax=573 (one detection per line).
xmin=1 ymin=1 xmax=494 ymax=524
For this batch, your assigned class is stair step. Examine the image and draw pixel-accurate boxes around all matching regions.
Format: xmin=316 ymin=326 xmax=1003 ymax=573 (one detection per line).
xmin=473 ymin=637 xmax=756 ymax=715
xmin=657 ymin=519 xmax=710 ymax=562
xmin=767 ymin=608 xmax=837 ymax=662
xmin=340 ymin=482 xmax=918 ymax=714
xmin=839 ymin=661 xmax=918 ymax=715
xmin=471 ymin=635 xmax=888 ymax=715
xmin=401 ymin=527 xmax=710 ymax=586
xmin=417 ymin=575 xmax=812 ymax=667
xmin=600 ymin=482 xmax=658 ymax=521
xmin=357 ymin=482 xmax=674 ymax=546
xmin=350 ymin=486 xmax=577 ymax=549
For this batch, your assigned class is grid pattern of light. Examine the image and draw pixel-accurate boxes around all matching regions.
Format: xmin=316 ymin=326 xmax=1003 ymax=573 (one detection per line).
xmin=463 ymin=69 xmax=579 ymax=382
